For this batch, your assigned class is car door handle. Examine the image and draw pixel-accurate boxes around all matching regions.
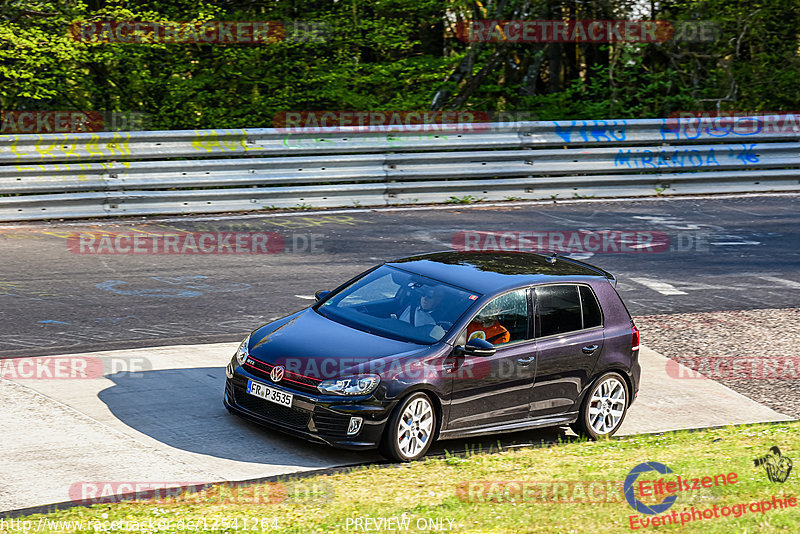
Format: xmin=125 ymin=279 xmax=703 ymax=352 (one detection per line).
xmin=582 ymin=345 xmax=599 ymax=354
xmin=442 ymin=362 xmax=456 ymax=373
xmin=517 ymin=356 xmax=535 ymax=366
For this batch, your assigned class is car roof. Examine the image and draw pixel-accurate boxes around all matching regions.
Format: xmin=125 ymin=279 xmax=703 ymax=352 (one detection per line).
xmin=386 ymin=251 xmax=612 ymax=294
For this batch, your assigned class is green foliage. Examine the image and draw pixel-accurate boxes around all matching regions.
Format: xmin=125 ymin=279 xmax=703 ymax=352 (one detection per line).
xmin=1 ymin=0 xmax=799 ymax=129
xmin=445 ymin=195 xmax=483 ymax=204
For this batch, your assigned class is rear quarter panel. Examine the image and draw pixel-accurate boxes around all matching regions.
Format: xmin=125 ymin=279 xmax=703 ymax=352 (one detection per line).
xmin=590 ymin=279 xmax=641 ymax=402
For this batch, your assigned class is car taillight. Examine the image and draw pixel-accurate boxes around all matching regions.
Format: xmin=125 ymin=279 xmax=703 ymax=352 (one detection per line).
xmin=631 ymin=324 xmax=640 ymax=352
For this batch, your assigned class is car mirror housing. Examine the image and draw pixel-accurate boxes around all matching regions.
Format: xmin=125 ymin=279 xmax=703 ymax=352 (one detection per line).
xmin=315 ymin=289 xmax=331 ymax=301
xmin=458 ymin=337 xmax=496 ymax=357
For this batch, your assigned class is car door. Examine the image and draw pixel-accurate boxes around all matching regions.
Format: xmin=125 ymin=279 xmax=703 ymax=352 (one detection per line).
xmin=529 ymin=284 xmax=605 ymax=419
xmin=445 ymin=288 xmax=537 ymax=431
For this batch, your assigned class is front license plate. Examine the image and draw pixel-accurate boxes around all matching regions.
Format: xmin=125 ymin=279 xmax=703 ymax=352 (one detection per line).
xmin=246 ymin=379 xmax=293 ymax=408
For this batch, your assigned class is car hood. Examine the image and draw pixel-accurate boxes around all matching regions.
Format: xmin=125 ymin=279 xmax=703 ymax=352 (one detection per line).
xmin=248 ymin=308 xmax=428 ymax=378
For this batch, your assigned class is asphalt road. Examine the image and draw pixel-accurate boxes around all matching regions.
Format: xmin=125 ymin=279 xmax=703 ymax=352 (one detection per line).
xmin=1 ymin=194 xmax=798 ymax=359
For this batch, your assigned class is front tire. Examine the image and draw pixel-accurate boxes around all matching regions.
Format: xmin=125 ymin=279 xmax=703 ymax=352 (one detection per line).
xmin=572 ymin=372 xmax=628 ymax=439
xmin=379 ymin=392 xmax=436 ymax=462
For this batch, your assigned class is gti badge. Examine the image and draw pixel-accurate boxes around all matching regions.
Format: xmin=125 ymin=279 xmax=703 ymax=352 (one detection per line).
xmin=270 ymin=365 xmax=285 ymax=383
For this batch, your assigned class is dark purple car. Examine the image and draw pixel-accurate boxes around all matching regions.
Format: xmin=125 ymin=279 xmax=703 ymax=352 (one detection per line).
xmin=224 ymin=251 xmax=641 ymax=461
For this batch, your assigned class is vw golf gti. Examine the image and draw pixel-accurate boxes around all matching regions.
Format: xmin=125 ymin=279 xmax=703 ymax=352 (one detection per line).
xmin=224 ymin=251 xmax=641 ymax=461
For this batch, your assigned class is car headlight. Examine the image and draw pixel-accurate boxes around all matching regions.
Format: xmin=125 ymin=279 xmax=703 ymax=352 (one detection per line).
xmin=317 ymin=375 xmax=380 ymax=396
xmin=235 ymin=334 xmax=250 ymax=366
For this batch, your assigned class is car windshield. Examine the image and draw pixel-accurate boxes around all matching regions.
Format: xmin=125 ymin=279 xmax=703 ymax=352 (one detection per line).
xmin=316 ymin=265 xmax=480 ymax=344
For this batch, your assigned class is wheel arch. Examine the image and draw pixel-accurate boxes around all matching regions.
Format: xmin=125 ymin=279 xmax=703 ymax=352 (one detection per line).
xmin=579 ymin=366 xmax=634 ymax=410
xmin=391 ymin=386 xmax=444 ymax=442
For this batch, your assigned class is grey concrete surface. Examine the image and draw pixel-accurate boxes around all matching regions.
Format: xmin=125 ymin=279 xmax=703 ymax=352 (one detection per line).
xmin=0 ymin=342 xmax=375 ymax=513
xmin=616 ymin=346 xmax=791 ymax=434
xmin=1 ymin=342 xmax=791 ymax=513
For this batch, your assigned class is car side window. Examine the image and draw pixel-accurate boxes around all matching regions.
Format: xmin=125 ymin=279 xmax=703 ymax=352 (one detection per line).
xmin=579 ymin=285 xmax=603 ymax=329
xmin=465 ymin=289 xmax=530 ymax=346
xmin=535 ymin=285 xmax=583 ymax=337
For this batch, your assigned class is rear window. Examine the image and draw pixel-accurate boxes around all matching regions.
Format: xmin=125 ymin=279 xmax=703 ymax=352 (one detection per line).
xmin=535 ymin=285 xmax=582 ymax=337
xmin=580 ymin=285 xmax=603 ymax=329
xmin=535 ymin=284 xmax=602 ymax=337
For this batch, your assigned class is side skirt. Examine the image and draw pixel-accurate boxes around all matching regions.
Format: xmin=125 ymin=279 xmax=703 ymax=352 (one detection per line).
xmin=439 ymin=412 xmax=579 ymax=440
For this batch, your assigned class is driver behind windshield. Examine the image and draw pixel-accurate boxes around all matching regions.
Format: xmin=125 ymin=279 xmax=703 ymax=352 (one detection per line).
xmin=396 ymin=285 xmax=444 ymax=327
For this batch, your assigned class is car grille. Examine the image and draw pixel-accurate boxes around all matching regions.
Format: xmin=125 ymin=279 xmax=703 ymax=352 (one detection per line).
xmin=244 ymin=357 xmax=322 ymax=395
xmin=232 ymin=382 xmax=311 ymax=429
xmin=313 ymin=411 xmax=350 ymax=438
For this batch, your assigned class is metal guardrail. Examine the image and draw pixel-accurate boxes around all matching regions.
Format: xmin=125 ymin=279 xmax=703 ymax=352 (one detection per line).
xmin=1 ymin=118 xmax=799 ymax=221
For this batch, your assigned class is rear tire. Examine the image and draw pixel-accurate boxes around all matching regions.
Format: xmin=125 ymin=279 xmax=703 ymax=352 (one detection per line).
xmin=572 ymin=372 xmax=629 ymax=439
xmin=379 ymin=392 xmax=436 ymax=462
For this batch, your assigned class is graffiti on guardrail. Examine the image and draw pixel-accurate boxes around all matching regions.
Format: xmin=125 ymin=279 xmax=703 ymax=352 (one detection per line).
xmin=554 ymin=120 xmax=628 ymax=143
xmin=615 ymin=147 xmax=721 ymax=169
xmin=272 ymin=109 xmax=492 ymax=149
xmin=665 ymin=112 xmax=800 ymax=138
xmin=274 ymin=112 xmax=632 ymax=146
xmin=2 ymin=133 xmax=132 ymax=160
xmin=661 ymin=114 xmax=800 ymax=141
xmin=730 ymin=144 xmax=760 ymax=164
xmin=13 ymin=161 xmax=132 ymax=175
xmin=614 ymin=144 xmax=760 ymax=169
xmin=0 ymin=118 xmax=796 ymax=222
xmin=191 ymin=129 xmax=262 ymax=153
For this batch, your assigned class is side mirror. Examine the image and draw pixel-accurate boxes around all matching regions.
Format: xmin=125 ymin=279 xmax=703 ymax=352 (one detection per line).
xmin=458 ymin=338 xmax=496 ymax=357
xmin=315 ymin=289 xmax=331 ymax=301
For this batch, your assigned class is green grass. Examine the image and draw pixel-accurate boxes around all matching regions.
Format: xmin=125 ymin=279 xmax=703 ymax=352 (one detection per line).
xmin=445 ymin=195 xmax=484 ymax=204
xmin=4 ymin=422 xmax=798 ymax=533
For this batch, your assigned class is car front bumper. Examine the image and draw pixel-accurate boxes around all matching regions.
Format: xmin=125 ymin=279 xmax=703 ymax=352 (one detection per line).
xmin=224 ymin=366 xmax=392 ymax=450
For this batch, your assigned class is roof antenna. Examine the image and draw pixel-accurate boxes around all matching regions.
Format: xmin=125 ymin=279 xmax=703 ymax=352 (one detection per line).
xmin=546 ymin=252 xmax=558 ymax=265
